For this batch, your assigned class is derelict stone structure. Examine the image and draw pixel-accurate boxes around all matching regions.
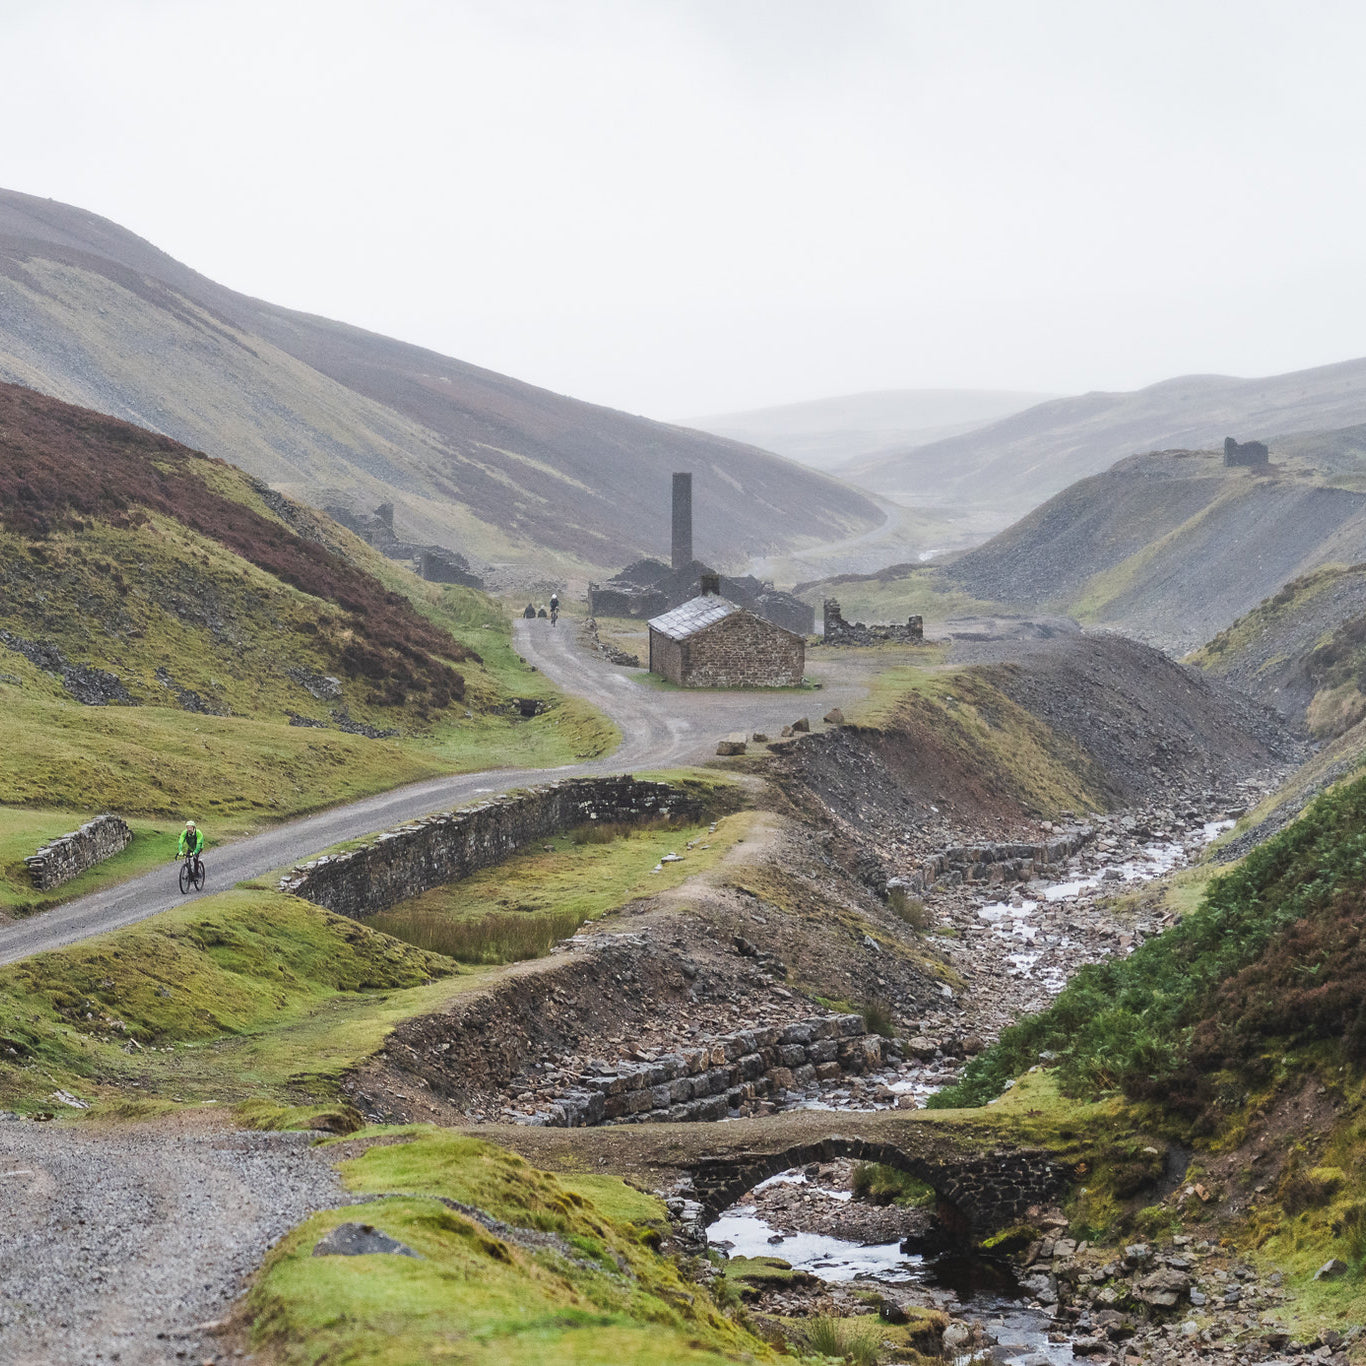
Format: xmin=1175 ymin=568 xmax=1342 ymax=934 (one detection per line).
xmin=671 ymin=471 xmax=693 ymax=571
xmin=822 ymin=598 xmax=924 ymax=645
xmin=279 ymin=776 xmax=708 ymax=919
xmin=25 ymin=814 xmax=132 ymax=890
xmin=325 ymin=502 xmax=484 ymax=587
xmin=649 ymin=593 xmax=805 ymax=688
xmin=1224 ymin=436 xmax=1270 ymax=468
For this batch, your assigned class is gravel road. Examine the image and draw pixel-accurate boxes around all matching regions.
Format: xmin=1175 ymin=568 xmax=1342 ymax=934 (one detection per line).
xmin=0 ymin=617 xmax=871 ymax=967
xmin=0 ymin=1114 xmax=346 ymax=1365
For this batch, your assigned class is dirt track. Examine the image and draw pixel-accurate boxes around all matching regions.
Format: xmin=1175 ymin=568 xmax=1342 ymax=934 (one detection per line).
xmin=0 ymin=618 xmax=881 ymax=966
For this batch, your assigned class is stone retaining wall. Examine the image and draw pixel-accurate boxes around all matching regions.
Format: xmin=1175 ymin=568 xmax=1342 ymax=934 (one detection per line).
xmin=526 ymin=1013 xmax=885 ymax=1127
xmin=891 ymin=826 xmax=1095 ymax=895
xmin=278 ymin=776 xmax=710 ymax=919
xmin=25 ymin=815 xmax=133 ymax=890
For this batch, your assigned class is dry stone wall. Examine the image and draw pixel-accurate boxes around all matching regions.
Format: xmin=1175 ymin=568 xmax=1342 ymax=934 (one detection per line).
xmin=278 ymin=776 xmax=709 ymax=919
xmin=25 ymin=815 xmax=133 ymax=890
xmin=525 ymin=1012 xmax=885 ymax=1128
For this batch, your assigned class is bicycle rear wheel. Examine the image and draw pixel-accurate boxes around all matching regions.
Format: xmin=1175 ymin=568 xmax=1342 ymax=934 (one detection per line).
xmin=179 ymin=862 xmax=191 ymax=894
xmin=192 ymin=861 xmax=206 ymax=891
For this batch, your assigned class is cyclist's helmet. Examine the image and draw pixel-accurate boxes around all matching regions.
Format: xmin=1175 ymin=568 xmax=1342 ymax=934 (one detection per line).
xmin=186 ymin=820 xmax=196 ymax=829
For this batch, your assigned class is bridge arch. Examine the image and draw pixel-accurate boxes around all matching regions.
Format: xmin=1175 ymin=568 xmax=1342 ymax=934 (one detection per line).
xmin=685 ymin=1136 xmax=1070 ymax=1244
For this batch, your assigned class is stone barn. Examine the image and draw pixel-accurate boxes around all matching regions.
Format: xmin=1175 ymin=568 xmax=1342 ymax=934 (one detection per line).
xmin=648 ymin=581 xmax=805 ymax=688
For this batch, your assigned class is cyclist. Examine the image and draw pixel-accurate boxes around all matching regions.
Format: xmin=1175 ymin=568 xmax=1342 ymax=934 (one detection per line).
xmin=177 ymin=820 xmax=204 ymax=881
xmin=549 ymin=592 xmax=560 ymax=626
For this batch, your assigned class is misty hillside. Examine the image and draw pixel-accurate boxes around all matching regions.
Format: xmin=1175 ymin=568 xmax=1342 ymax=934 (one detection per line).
xmin=684 ymin=388 xmax=1053 ymax=471
xmin=0 ymin=188 xmax=880 ymax=571
xmin=943 ymin=444 xmax=1366 ymax=652
xmin=849 ymin=360 xmax=1366 ymax=534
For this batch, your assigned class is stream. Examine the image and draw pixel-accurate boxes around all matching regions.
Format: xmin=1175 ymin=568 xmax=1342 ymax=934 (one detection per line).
xmin=705 ymin=819 xmax=1239 ymax=1360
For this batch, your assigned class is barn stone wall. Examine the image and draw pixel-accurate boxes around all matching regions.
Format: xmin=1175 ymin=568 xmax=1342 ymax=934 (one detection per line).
xmin=660 ymin=611 xmax=804 ymax=688
xmin=279 ymin=776 xmax=709 ymax=919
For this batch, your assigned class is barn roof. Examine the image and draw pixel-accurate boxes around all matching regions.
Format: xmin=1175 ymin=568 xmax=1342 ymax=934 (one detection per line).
xmin=648 ymin=594 xmax=740 ymax=641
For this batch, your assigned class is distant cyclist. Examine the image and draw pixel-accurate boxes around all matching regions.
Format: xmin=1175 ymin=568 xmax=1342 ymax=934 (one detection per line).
xmin=549 ymin=592 xmax=560 ymax=626
xmin=177 ymin=820 xmax=204 ymax=880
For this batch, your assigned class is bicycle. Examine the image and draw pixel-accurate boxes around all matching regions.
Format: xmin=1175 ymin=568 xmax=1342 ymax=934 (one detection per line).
xmin=549 ymin=606 xmax=559 ymax=627
xmin=178 ymin=852 xmax=206 ymax=894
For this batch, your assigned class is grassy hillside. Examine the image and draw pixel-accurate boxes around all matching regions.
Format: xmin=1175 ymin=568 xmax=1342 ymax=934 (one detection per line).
xmin=1192 ymin=563 xmax=1366 ymax=739
xmin=0 ymin=383 xmax=613 ymax=826
xmin=0 ymin=186 xmax=880 ymax=571
xmin=924 ymin=769 xmax=1366 ymax=1323
xmin=249 ymin=1129 xmax=785 ymax=1366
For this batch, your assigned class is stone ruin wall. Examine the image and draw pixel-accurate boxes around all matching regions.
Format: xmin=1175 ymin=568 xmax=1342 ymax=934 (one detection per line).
xmin=889 ymin=827 xmax=1095 ymax=897
xmin=25 ymin=814 xmax=133 ymax=890
xmin=822 ymin=598 xmax=924 ymax=645
xmin=678 ymin=612 xmax=805 ymax=688
xmin=278 ymin=776 xmax=709 ymax=919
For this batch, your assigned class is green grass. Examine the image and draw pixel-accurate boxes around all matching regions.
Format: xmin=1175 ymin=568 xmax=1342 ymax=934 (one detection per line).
xmin=368 ymin=816 xmax=749 ymax=964
xmin=0 ymin=889 xmax=475 ymax=1113
xmin=851 ymin=664 xmax=1103 ymax=818
xmin=248 ymin=1128 xmax=786 ymax=1366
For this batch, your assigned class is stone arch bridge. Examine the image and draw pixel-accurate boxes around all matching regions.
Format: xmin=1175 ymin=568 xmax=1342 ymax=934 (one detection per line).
xmin=479 ymin=1109 xmax=1074 ymax=1243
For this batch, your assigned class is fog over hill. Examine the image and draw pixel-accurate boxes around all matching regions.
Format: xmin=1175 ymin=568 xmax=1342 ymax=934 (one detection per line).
xmin=683 ymin=389 xmax=1054 ymax=472
xmin=0 ymin=187 xmax=880 ymax=573
xmin=850 ymin=359 xmax=1366 ymax=536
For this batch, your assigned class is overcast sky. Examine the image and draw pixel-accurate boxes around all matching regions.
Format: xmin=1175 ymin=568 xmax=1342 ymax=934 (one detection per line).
xmin=2 ymin=0 xmax=1364 ymax=418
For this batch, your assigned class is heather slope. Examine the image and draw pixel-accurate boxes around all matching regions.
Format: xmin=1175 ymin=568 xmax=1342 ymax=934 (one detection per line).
xmin=0 ymin=187 xmax=880 ymax=570
xmin=0 ymin=382 xmax=612 ymax=822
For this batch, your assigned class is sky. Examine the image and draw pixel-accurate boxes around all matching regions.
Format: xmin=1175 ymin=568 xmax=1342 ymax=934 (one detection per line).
xmin=2 ymin=0 xmax=1365 ymax=418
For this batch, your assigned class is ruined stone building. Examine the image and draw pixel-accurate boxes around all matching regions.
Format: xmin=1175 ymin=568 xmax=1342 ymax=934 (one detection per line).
xmin=822 ymin=598 xmax=923 ymax=645
xmin=648 ymin=578 xmax=805 ymax=688
xmin=588 ymin=472 xmax=815 ymax=634
xmin=1224 ymin=436 xmax=1270 ymax=468
xmin=324 ymin=502 xmax=485 ymax=588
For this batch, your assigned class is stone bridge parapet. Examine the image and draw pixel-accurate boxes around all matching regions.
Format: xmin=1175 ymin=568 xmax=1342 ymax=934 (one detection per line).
xmin=25 ymin=814 xmax=132 ymax=890
xmin=684 ymin=1135 xmax=1070 ymax=1238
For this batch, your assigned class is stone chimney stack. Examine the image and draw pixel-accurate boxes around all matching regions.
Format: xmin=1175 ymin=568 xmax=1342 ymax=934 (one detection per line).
xmin=671 ymin=472 xmax=693 ymax=571
xmin=699 ymin=572 xmax=721 ymax=596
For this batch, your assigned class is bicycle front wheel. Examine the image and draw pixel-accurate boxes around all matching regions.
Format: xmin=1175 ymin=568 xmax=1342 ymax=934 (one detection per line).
xmin=192 ymin=862 xmax=206 ymax=892
xmin=179 ymin=862 xmax=191 ymax=894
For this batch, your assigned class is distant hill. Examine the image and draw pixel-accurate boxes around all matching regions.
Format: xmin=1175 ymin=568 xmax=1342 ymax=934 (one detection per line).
xmin=848 ymin=360 xmax=1366 ymax=533
xmin=942 ymin=445 xmax=1366 ymax=653
xmin=683 ymin=388 xmax=1054 ymax=472
xmin=799 ymin=432 xmax=1366 ymax=655
xmin=0 ymin=188 xmax=880 ymax=572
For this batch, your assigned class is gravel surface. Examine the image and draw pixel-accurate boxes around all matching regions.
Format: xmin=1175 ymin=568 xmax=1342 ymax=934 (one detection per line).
xmin=0 ymin=1115 xmax=346 ymax=1365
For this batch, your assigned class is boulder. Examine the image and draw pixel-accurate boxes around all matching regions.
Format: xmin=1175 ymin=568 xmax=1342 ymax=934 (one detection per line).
xmin=716 ymin=734 xmax=748 ymax=756
xmin=313 ymin=1223 xmax=421 ymax=1258
xmin=822 ymin=707 xmax=845 ymax=725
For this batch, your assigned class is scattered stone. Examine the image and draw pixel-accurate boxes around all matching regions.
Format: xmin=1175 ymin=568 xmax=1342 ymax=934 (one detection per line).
xmin=312 ymin=1223 xmax=421 ymax=1258
xmin=1314 ymin=1258 xmax=1348 ymax=1281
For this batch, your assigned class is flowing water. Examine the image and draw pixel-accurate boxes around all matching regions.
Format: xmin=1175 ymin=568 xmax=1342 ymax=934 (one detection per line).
xmin=706 ymin=820 xmax=1238 ymax=1359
